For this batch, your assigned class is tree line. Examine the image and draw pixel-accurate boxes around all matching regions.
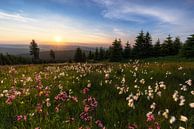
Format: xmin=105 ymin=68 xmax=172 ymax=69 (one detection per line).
xmin=0 ymin=40 xmax=56 ymax=65
xmin=74 ymin=31 xmax=194 ymax=62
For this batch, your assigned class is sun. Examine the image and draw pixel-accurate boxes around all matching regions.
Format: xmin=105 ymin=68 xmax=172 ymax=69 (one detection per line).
xmin=54 ymin=36 xmax=63 ymax=43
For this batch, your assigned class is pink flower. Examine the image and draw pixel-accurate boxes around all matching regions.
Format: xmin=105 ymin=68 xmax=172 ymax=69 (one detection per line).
xmin=128 ymin=124 xmax=138 ymax=129
xmin=71 ymin=96 xmax=78 ymax=102
xmin=146 ymin=113 xmax=155 ymax=122
xmin=95 ymin=120 xmax=105 ymax=128
xmin=36 ymin=103 xmax=43 ymax=113
xmin=16 ymin=115 xmax=23 ymax=121
xmin=84 ymin=105 xmax=90 ymax=112
xmin=80 ymin=112 xmax=91 ymax=122
xmin=6 ymin=95 xmax=16 ymax=105
xmin=155 ymin=122 xmax=161 ymax=129
xmin=23 ymin=115 xmax=27 ymax=121
xmin=82 ymin=87 xmax=89 ymax=94
xmin=55 ymin=92 xmax=68 ymax=101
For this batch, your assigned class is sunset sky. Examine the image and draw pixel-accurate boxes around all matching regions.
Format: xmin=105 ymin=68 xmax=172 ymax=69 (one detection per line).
xmin=0 ymin=0 xmax=194 ymax=45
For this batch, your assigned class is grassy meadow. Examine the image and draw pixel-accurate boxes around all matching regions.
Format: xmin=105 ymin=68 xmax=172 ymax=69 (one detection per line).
xmin=0 ymin=61 xmax=194 ymax=129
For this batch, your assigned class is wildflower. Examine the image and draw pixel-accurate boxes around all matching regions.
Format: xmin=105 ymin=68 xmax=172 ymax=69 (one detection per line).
xmin=169 ymin=116 xmax=176 ymax=124
xmin=16 ymin=115 xmax=23 ymax=121
xmin=162 ymin=109 xmax=169 ymax=119
xmin=105 ymin=73 xmax=109 ymax=80
xmin=189 ymin=103 xmax=194 ymax=108
xmin=155 ymin=122 xmax=161 ymax=129
xmin=179 ymin=115 xmax=188 ymax=122
xmin=146 ymin=112 xmax=155 ymax=122
xmin=36 ymin=103 xmax=43 ymax=113
xmin=185 ymin=79 xmax=192 ymax=86
xmin=82 ymin=87 xmax=89 ymax=94
xmin=128 ymin=124 xmax=138 ymax=129
xmin=55 ymin=92 xmax=68 ymax=102
xmin=80 ymin=112 xmax=91 ymax=122
xmin=178 ymin=66 xmax=183 ymax=70
xmin=150 ymin=102 xmax=156 ymax=110
xmin=95 ymin=120 xmax=105 ymax=128
xmin=83 ymin=96 xmax=98 ymax=111
xmin=191 ymin=91 xmax=194 ymax=95
xmin=71 ymin=96 xmax=78 ymax=102
xmin=178 ymin=127 xmax=185 ymax=129
xmin=139 ymin=79 xmax=145 ymax=84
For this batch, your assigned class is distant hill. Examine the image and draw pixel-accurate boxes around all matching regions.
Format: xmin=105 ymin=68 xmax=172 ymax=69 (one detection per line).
xmin=19 ymin=50 xmax=89 ymax=61
xmin=0 ymin=44 xmax=97 ymax=61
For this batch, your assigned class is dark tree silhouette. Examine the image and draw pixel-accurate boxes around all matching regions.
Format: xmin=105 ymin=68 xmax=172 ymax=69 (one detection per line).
xmin=88 ymin=50 xmax=93 ymax=60
xmin=133 ymin=30 xmax=145 ymax=58
xmin=144 ymin=32 xmax=153 ymax=57
xmin=153 ymin=38 xmax=161 ymax=57
xmin=50 ymin=49 xmax=55 ymax=61
xmin=94 ymin=48 xmax=99 ymax=60
xmin=161 ymin=35 xmax=174 ymax=56
xmin=173 ymin=37 xmax=182 ymax=55
xmin=180 ymin=34 xmax=194 ymax=58
xmin=29 ymin=40 xmax=40 ymax=60
xmin=110 ymin=39 xmax=123 ymax=62
xmin=123 ymin=41 xmax=131 ymax=59
xmin=74 ymin=48 xmax=83 ymax=62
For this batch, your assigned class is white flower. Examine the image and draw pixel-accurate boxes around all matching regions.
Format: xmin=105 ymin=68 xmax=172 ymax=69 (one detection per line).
xmin=150 ymin=102 xmax=156 ymax=110
xmin=178 ymin=66 xmax=183 ymax=70
xmin=191 ymin=91 xmax=194 ymax=95
xmin=162 ymin=109 xmax=169 ymax=119
xmin=179 ymin=115 xmax=188 ymax=122
xmin=189 ymin=103 xmax=194 ymax=108
xmin=169 ymin=116 xmax=176 ymax=124
xmin=178 ymin=127 xmax=185 ymax=129
xmin=140 ymin=79 xmax=145 ymax=84
xmin=185 ymin=79 xmax=192 ymax=86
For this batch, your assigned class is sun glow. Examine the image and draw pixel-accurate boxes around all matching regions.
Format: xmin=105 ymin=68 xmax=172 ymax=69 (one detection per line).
xmin=54 ymin=36 xmax=63 ymax=43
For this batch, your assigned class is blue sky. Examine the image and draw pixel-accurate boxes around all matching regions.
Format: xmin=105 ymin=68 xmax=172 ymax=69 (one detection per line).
xmin=0 ymin=0 xmax=194 ymax=46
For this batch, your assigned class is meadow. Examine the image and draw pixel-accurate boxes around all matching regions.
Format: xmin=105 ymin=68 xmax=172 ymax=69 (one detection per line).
xmin=0 ymin=61 xmax=194 ymax=129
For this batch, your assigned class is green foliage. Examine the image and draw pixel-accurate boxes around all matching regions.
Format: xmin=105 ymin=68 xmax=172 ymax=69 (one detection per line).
xmin=123 ymin=41 xmax=131 ymax=59
xmin=0 ymin=53 xmax=32 ymax=65
xmin=0 ymin=62 xmax=194 ymax=128
xmin=161 ymin=35 xmax=174 ymax=56
xmin=50 ymin=49 xmax=55 ymax=60
xmin=133 ymin=31 xmax=153 ymax=58
xmin=180 ymin=34 xmax=194 ymax=58
xmin=153 ymin=39 xmax=161 ymax=57
xmin=29 ymin=40 xmax=40 ymax=60
xmin=74 ymin=48 xmax=86 ymax=62
xmin=110 ymin=39 xmax=123 ymax=62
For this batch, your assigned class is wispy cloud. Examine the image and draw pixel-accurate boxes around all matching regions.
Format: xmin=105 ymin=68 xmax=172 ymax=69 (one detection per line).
xmin=92 ymin=0 xmax=182 ymax=24
xmin=0 ymin=11 xmax=36 ymax=22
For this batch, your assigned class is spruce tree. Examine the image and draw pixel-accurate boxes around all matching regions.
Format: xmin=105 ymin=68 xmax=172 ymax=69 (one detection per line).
xmin=180 ymin=34 xmax=194 ymax=58
xmin=144 ymin=32 xmax=153 ymax=57
xmin=50 ymin=49 xmax=55 ymax=61
xmin=99 ymin=47 xmax=105 ymax=60
xmin=94 ymin=48 xmax=99 ymax=60
xmin=161 ymin=35 xmax=174 ymax=56
xmin=88 ymin=50 xmax=93 ymax=60
xmin=153 ymin=39 xmax=161 ymax=57
xmin=29 ymin=40 xmax=40 ymax=60
xmin=173 ymin=37 xmax=182 ymax=55
xmin=74 ymin=48 xmax=83 ymax=62
xmin=133 ymin=30 xmax=145 ymax=58
xmin=123 ymin=41 xmax=131 ymax=59
xmin=110 ymin=39 xmax=123 ymax=62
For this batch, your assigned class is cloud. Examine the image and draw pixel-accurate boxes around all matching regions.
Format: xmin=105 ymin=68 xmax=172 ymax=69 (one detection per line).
xmin=0 ymin=11 xmax=36 ymax=22
xmin=92 ymin=0 xmax=182 ymax=24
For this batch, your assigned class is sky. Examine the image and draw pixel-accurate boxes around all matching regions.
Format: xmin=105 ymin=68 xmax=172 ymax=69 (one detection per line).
xmin=0 ymin=0 xmax=194 ymax=46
